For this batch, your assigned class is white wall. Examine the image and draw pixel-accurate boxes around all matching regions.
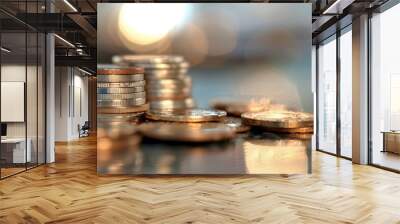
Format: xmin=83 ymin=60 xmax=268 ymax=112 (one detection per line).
xmin=1 ymin=65 xmax=37 ymax=138
xmin=54 ymin=67 xmax=89 ymax=141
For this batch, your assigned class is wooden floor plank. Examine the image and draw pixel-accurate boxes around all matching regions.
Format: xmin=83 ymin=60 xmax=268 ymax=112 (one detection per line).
xmin=0 ymin=136 xmax=400 ymax=223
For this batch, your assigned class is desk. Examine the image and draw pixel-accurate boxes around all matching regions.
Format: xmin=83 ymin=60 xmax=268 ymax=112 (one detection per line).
xmin=1 ymin=138 xmax=31 ymax=163
xmin=382 ymin=131 xmax=400 ymax=154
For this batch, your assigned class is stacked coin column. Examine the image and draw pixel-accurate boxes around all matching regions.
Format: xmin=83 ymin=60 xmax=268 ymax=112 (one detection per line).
xmin=97 ymin=67 xmax=148 ymax=124
xmin=113 ymin=55 xmax=196 ymax=111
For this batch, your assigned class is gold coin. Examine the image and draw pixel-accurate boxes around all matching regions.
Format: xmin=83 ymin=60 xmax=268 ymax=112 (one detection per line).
xmin=221 ymin=117 xmax=250 ymax=133
xmin=241 ymin=111 xmax=313 ymax=129
xmin=211 ymin=99 xmax=273 ymax=117
xmin=97 ymin=103 xmax=149 ymax=114
xmin=260 ymin=126 xmax=314 ymax=133
xmin=138 ymin=122 xmax=235 ymax=142
xmin=146 ymin=109 xmax=226 ymax=122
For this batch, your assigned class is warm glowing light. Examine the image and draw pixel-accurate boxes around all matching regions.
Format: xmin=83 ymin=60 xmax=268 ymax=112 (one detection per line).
xmin=118 ymin=4 xmax=190 ymax=46
xmin=243 ymin=139 xmax=307 ymax=174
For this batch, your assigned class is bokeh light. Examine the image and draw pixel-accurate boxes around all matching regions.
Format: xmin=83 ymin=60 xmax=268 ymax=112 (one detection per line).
xmin=118 ymin=3 xmax=190 ymax=46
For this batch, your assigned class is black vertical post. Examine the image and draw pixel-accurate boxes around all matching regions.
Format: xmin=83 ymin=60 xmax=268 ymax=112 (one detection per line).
xmin=367 ymin=10 xmax=373 ymax=164
xmin=336 ymin=26 xmax=341 ymax=157
xmin=316 ymin=44 xmax=320 ymax=150
xmin=36 ymin=0 xmax=39 ymax=167
xmin=25 ymin=0 xmax=28 ymax=171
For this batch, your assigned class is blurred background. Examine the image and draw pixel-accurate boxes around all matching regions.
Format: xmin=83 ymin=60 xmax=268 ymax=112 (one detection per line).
xmin=97 ymin=3 xmax=312 ymax=112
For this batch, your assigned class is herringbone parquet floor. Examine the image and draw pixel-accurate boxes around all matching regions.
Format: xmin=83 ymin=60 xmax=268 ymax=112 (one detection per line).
xmin=1 ymin=136 xmax=400 ymax=224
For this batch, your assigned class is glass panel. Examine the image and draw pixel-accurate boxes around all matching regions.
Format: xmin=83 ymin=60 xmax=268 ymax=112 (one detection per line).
xmin=27 ymin=31 xmax=38 ymax=169
xmin=26 ymin=0 xmax=39 ymax=169
xmin=371 ymin=4 xmax=400 ymax=171
xmin=318 ymin=36 xmax=337 ymax=154
xmin=38 ymin=33 xmax=46 ymax=165
xmin=1 ymin=31 xmax=28 ymax=177
xmin=340 ymin=28 xmax=352 ymax=158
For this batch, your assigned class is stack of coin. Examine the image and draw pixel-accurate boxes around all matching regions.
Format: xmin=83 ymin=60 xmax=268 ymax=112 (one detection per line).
xmin=97 ymin=123 xmax=142 ymax=174
xmin=97 ymin=66 xmax=148 ymax=124
xmin=241 ymin=110 xmax=314 ymax=133
xmin=112 ymin=55 xmax=195 ymax=110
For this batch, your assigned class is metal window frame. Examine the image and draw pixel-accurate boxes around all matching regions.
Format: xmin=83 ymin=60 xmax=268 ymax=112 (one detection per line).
xmin=315 ymin=22 xmax=353 ymax=161
xmin=367 ymin=1 xmax=400 ymax=173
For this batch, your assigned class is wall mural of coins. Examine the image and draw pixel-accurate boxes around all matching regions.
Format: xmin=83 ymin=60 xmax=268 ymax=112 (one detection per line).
xmin=97 ymin=4 xmax=312 ymax=175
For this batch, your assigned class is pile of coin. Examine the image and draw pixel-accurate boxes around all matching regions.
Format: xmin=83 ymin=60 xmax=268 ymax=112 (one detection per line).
xmin=97 ymin=66 xmax=148 ymax=125
xmin=241 ymin=110 xmax=314 ymax=133
xmin=112 ymin=55 xmax=195 ymax=110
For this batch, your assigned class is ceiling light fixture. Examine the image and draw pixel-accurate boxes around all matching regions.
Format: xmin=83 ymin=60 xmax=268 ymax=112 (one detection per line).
xmin=63 ymin=0 xmax=78 ymax=12
xmin=1 ymin=47 xmax=11 ymax=53
xmin=54 ymin=34 xmax=75 ymax=48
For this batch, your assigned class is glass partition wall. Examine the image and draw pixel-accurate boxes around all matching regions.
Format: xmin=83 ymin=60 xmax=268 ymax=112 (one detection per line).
xmin=0 ymin=2 xmax=46 ymax=179
xmin=370 ymin=3 xmax=400 ymax=171
xmin=316 ymin=26 xmax=353 ymax=159
xmin=339 ymin=27 xmax=352 ymax=159
xmin=317 ymin=35 xmax=337 ymax=155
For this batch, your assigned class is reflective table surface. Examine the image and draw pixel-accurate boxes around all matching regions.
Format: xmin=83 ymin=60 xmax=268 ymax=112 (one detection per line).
xmin=98 ymin=130 xmax=312 ymax=175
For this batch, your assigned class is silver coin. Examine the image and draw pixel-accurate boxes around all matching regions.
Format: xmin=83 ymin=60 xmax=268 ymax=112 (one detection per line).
xmin=97 ymin=104 xmax=149 ymax=114
xmin=97 ymin=86 xmax=145 ymax=94
xmin=137 ymin=62 xmax=189 ymax=70
xmin=97 ymin=74 xmax=144 ymax=83
xmin=146 ymin=109 xmax=226 ymax=122
xmin=145 ymin=72 xmax=187 ymax=80
xmin=222 ymin=117 xmax=251 ymax=133
xmin=97 ymin=92 xmax=146 ymax=100
xmin=97 ymin=80 xmax=146 ymax=88
xmin=97 ymin=67 xmax=144 ymax=75
xmin=97 ymin=112 xmax=144 ymax=123
xmin=138 ymin=122 xmax=235 ymax=142
xmin=146 ymin=77 xmax=191 ymax=89
xmin=113 ymin=55 xmax=185 ymax=65
xmin=147 ymin=87 xmax=191 ymax=95
xmin=150 ymin=98 xmax=196 ymax=110
xmin=145 ymin=67 xmax=188 ymax=74
xmin=241 ymin=111 xmax=314 ymax=129
xmin=97 ymin=97 xmax=146 ymax=107
xmin=147 ymin=92 xmax=191 ymax=101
